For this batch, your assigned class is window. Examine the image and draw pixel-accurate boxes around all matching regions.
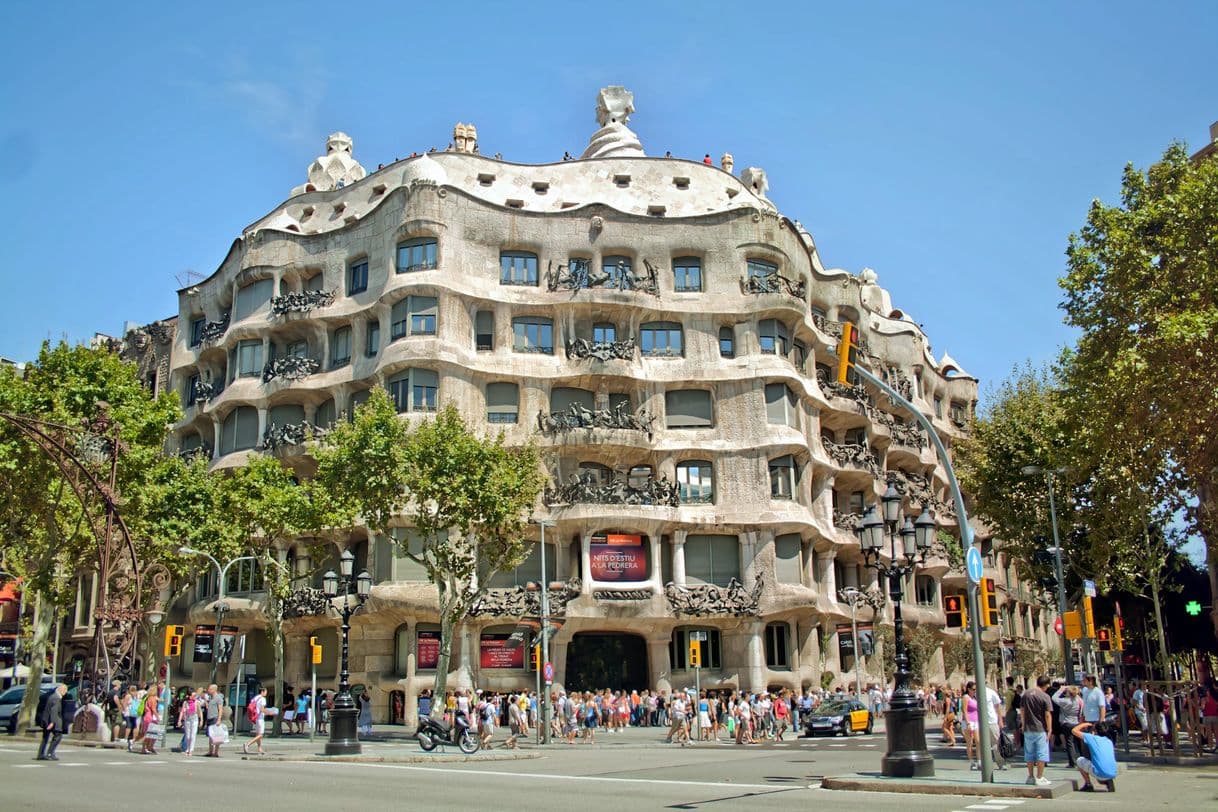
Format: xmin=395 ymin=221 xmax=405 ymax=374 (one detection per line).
xmin=268 ymin=403 xmax=304 ymax=426
xmin=774 ymin=534 xmax=802 ymax=584
xmin=916 ymin=575 xmax=938 ymax=606
xmin=949 ymin=401 xmax=968 ymax=424
xmin=499 ymin=251 xmax=538 ymax=285
xmin=550 ymin=387 xmax=594 ymax=414
xmin=236 ymin=340 xmax=263 ymax=378
xmin=602 ymin=255 xmax=631 ymax=287
xmin=348 ymin=389 xmax=371 ymax=419
xmin=769 ymin=455 xmax=795 ymax=499
xmin=670 ymin=628 xmax=721 ymax=670
xmin=608 ymin=392 xmax=631 ymax=412
xmin=186 ymin=373 xmax=200 ymax=406
xmin=512 ymin=317 xmax=553 ymax=354
xmin=285 ymin=339 xmax=308 ymax=359
xmin=391 ymin=296 xmax=438 ymax=340
xmin=189 ymin=316 xmax=206 ymax=347
xmin=365 ymin=319 xmax=380 ymax=357
xmin=220 ymin=406 xmax=258 ymax=454
xmin=387 ymin=369 xmax=439 ymax=413
xmin=233 ymin=278 xmax=273 ymax=321
xmin=593 ymin=323 xmax=616 ymax=343
xmin=315 ymin=398 xmax=337 ymax=429
xmin=486 ymin=382 xmax=519 ymax=424
xmin=758 ymin=319 xmax=790 ymax=356
xmin=397 ymin=237 xmax=437 ymax=273
xmin=577 ymin=462 xmax=612 ymax=486
xmin=330 ymin=326 xmax=351 ymax=368
xmin=746 ymin=258 xmax=778 ymax=284
xmin=765 ymin=622 xmax=790 ymax=668
xmin=719 ymin=325 xmax=735 ymax=358
xmin=934 ymin=396 xmax=943 ymax=418
xmin=835 ymin=560 xmax=862 ymax=591
xmin=180 ymin=432 xmax=203 ymax=454
xmin=844 ymin=427 xmax=866 ymax=446
xmin=640 ymin=321 xmax=683 ymax=357
xmin=475 ymin=310 xmax=494 ymax=351
xmin=304 ymin=273 xmax=324 ymax=292
xmin=673 ymin=257 xmax=702 ymax=292
xmin=765 ymin=382 xmax=798 ymax=427
xmin=676 ymin=460 xmax=714 ymax=504
xmin=347 ymin=259 xmax=368 ymax=294
xmin=665 ymin=389 xmax=713 ymax=429
xmin=684 ymin=534 xmax=740 ymax=587
xmin=487 ymin=543 xmax=557 ymax=588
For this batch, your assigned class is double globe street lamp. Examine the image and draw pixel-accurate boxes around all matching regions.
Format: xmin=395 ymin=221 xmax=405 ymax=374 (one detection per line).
xmin=857 ymin=483 xmax=936 ymax=778
xmin=322 ymin=549 xmax=372 ymax=756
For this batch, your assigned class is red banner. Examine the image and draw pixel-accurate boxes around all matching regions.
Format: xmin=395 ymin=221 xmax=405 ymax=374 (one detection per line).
xmin=480 ymin=634 xmax=524 ymax=669
xmin=417 ymin=630 xmax=440 ymax=670
xmin=590 ymin=533 xmax=648 ymax=581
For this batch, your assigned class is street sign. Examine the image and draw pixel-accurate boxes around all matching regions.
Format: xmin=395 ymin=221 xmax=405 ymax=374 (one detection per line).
xmin=1054 ymin=617 xmax=1063 ymax=636
xmin=543 ymin=661 xmax=554 ymax=683
xmin=1084 ymin=579 xmax=1097 ymax=598
xmin=966 ymin=547 xmax=984 ymax=585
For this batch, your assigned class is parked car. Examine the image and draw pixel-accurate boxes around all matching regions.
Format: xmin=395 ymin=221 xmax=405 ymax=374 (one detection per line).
xmin=0 ymin=683 xmax=76 ymax=734
xmin=803 ymin=699 xmax=872 ymax=737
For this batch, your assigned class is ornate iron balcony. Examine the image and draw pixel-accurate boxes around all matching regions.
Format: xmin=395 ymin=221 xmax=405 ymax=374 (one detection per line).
xmin=822 ymin=439 xmax=883 ymax=478
xmin=566 ymin=336 xmax=637 ymax=361
xmin=260 ymin=421 xmax=326 ymax=450
xmin=536 ymin=403 xmax=655 ymax=437
xmin=546 ymin=258 xmax=660 ymax=296
xmin=663 ymin=576 xmax=763 ymax=617
xmin=740 ymin=270 xmax=806 ymax=299
xmin=270 ymin=289 xmax=336 ymax=316
xmin=543 ymin=470 xmax=679 ymax=508
xmin=199 ymin=314 xmax=230 ymax=344
xmin=262 ymin=356 xmax=320 ymax=383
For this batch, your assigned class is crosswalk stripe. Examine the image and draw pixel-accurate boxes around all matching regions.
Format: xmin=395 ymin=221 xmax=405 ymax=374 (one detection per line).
xmin=13 ymin=764 xmax=42 ymax=768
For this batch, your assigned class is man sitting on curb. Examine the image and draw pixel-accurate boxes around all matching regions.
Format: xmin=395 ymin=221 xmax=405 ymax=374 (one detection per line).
xmin=1071 ymin=721 xmax=1117 ymax=792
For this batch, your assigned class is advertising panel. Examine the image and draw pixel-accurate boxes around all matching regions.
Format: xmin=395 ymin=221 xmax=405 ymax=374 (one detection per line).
xmin=589 ymin=533 xmax=648 ymax=582
xmin=192 ymin=625 xmax=239 ymax=663
xmin=836 ymin=623 xmax=875 ymax=660
xmin=479 ymin=633 xmax=524 ymax=669
xmin=417 ymin=630 xmax=440 ymax=670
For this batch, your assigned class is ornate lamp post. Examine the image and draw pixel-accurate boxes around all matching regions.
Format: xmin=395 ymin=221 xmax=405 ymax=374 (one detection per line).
xmin=322 ymin=549 xmax=371 ymax=756
xmin=858 ymin=484 xmax=936 ymax=778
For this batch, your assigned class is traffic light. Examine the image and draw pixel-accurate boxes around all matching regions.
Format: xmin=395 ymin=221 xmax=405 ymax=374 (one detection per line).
xmin=532 ymin=643 xmax=541 ymax=671
xmin=163 ymin=625 xmax=184 ymax=657
xmin=688 ymin=641 xmax=701 ymax=668
xmin=1083 ymin=596 xmax=1096 ymax=639
xmin=1097 ymin=628 xmax=1111 ymax=651
xmin=1112 ymin=618 xmax=1124 ymax=651
xmin=980 ymin=578 xmax=1000 ymax=628
xmin=944 ymin=594 xmax=967 ymax=628
xmin=835 ymin=322 xmax=860 ymax=385
xmin=309 ymin=636 xmax=322 ymax=666
xmin=1063 ymin=610 xmax=1082 ymax=640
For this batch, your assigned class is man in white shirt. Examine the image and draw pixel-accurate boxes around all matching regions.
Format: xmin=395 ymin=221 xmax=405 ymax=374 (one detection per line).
xmin=242 ymin=687 xmax=268 ymax=755
xmin=1082 ymin=676 xmax=1106 ymax=724
xmin=667 ymin=695 xmax=688 ymax=745
xmin=983 ymin=683 xmax=1006 ymax=769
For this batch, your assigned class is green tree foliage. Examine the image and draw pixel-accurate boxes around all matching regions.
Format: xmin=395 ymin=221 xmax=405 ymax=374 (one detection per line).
xmin=1060 ymin=143 xmax=1218 ymax=637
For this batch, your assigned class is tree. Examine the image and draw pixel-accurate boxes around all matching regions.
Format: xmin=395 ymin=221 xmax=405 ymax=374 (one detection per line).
xmin=1059 ymin=143 xmax=1218 ymax=638
xmin=313 ymin=394 xmax=544 ymax=712
xmin=0 ymin=341 xmax=181 ymax=729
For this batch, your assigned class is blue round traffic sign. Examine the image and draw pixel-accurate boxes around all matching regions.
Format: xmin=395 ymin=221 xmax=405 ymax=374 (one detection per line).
xmin=966 ymin=547 xmax=984 ymax=585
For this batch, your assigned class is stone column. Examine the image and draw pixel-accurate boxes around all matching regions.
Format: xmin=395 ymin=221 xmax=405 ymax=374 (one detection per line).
xmin=739 ymin=532 xmax=758 ymax=584
xmin=549 ymin=637 xmax=569 ymax=691
xmin=744 ymin=621 xmax=765 ymax=693
xmin=402 ymin=621 xmax=418 ymax=728
xmin=211 ymin=419 xmax=222 ymax=460
xmin=672 ymin=530 xmax=687 ymax=586
xmin=647 ymin=533 xmax=663 ymax=595
xmin=553 ymin=536 xmax=567 ymax=586
xmin=646 ymin=636 xmax=672 ymax=694
xmin=580 ymin=532 xmax=593 ymax=594
xmin=257 ymin=407 xmax=268 ymax=444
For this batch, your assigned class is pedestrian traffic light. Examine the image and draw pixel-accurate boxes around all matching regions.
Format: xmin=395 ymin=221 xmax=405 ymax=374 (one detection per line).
xmin=1083 ymin=596 xmax=1096 ymax=639
xmin=532 ymin=643 xmax=541 ymax=670
xmin=309 ymin=635 xmax=322 ymax=665
xmin=944 ymin=594 xmax=967 ymax=628
xmin=688 ymin=641 xmax=701 ymax=668
xmin=1112 ymin=617 xmax=1124 ymax=651
xmin=163 ymin=625 xmax=184 ymax=657
xmin=980 ymin=577 xmax=1000 ymax=628
xmin=835 ymin=322 xmax=860 ymax=385
xmin=1097 ymin=628 xmax=1111 ymax=651
xmin=1063 ymin=610 xmax=1082 ymax=640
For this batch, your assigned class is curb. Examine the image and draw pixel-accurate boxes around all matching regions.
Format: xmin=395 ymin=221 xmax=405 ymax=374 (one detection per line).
xmin=250 ymin=751 xmax=542 ymax=764
xmin=821 ymin=774 xmax=1076 ymax=799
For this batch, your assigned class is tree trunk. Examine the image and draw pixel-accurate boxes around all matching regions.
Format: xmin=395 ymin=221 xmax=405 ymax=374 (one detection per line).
xmin=1149 ymin=574 xmax=1170 ymax=679
xmin=430 ymin=598 xmax=456 ymax=718
xmin=16 ymin=591 xmax=54 ymax=732
xmin=1199 ymin=478 xmax=1218 ymax=641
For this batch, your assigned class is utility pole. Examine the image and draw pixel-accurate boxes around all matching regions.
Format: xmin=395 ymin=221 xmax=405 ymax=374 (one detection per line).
xmin=539 ymin=519 xmax=553 ymax=745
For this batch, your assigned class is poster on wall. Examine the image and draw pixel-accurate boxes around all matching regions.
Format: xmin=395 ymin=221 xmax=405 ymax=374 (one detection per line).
xmin=837 ymin=623 xmax=875 ymax=660
xmin=589 ymin=533 xmax=648 ymax=582
xmin=479 ymin=634 xmax=524 ymax=669
xmin=417 ymin=630 xmax=440 ymax=670
xmin=193 ymin=625 xmax=215 ymax=663
xmin=217 ymin=626 xmax=238 ymax=663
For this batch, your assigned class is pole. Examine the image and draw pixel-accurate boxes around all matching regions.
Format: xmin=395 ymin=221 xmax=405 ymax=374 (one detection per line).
xmin=1045 ymin=475 xmax=1074 ymax=686
xmin=850 ymin=598 xmax=863 ymax=702
xmin=310 ymin=661 xmax=317 ymax=743
xmin=539 ymin=520 xmax=552 ymax=745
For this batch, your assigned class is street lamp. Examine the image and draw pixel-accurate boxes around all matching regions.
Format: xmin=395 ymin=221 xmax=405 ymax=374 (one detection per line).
xmin=322 ymin=548 xmax=372 ymax=756
xmin=179 ymin=547 xmax=256 ymax=684
xmin=857 ymin=484 xmax=935 ymax=778
xmin=1020 ymin=465 xmax=1074 ymax=685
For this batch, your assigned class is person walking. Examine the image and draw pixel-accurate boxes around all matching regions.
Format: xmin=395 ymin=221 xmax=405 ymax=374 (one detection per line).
xmin=963 ymin=682 xmax=981 ymax=769
xmin=36 ymin=683 xmax=67 ymax=761
xmin=140 ymin=682 xmax=162 ymax=755
xmin=1053 ymin=684 xmax=1084 ymax=766
xmin=243 ymin=686 xmax=268 ymax=755
xmin=1021 ymin=675 xmax=1054 ymax=787
xmin=357 ymin=690 xmax=373 ymax=737
xmin=1082 ymin=675 xmax=1106 ymax=725
xmin=204 ymin=684 xmax=226 ymax=757
xmin=178 ymin=688 xmax=202 ymax=756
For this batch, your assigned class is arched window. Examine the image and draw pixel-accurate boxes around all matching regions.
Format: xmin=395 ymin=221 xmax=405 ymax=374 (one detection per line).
xmin=268 ymin=404 xmax=304 ymax=427
xmin=550 ymin=387 xmax=594 ymax=414
xmin=397 ymin=237 xmax=438 ymax=273
xmin=746 ymin=258 xmax=778 ymax=284
xmin=640 ymin=321 xmax=683 ymax=357
xmin=486 ymin=382 xmax=519 ymax=424
xmin=676 ymin=460 xmax=713 ymax=504
xmin=758 ymin=319 xmax=790 ymax=356
xmin=315 ymin=398 xmax=337 ymax=429
xmin=386 ymin=369 xmax=439 ymax=413
xmin=764 ymin=383 xmax=798 ymax=427
xmin=719 ymin=325 xmax=735 ymax=358
xmin=347 ymin=258 xmax=369 ymax=295
xmin=684 ymin=535 xmax=739 ymax=587
xmin=602 ymin=255 xmax=632 ymax=287
xmin=916 ymin=574 xmax=938 ymax=606
xmin=769 ymin=455 xmax=795 ymax=499
xmin=512 ymin=317 xmax=554 ymax=354
xmin=330 ymin=325 xmax=351 ymax=368
xmin=665 ymin=390 xmax=713 ymax=429
xmin=234 ymin=278 xmax=273 ymax=321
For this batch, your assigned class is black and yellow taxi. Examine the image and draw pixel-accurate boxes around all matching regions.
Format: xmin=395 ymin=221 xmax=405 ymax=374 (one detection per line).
xmin=803 ymin=699 xmax=872 ymax=737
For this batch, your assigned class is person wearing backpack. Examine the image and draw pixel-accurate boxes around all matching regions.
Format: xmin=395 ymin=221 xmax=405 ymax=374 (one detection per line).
xmin=243 ymin=686 xmax=268 ymax=755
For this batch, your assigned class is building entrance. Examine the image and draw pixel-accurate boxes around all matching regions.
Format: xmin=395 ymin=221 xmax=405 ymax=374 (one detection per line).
xmin=564 ymin=632 xmax=648 ymax=692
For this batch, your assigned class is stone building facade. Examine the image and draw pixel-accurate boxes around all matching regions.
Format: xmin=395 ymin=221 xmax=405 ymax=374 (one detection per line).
xmin=165 ymin=87 xmax=1018 ymax=726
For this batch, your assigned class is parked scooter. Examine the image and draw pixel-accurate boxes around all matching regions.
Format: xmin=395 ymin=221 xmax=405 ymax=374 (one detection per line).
xmin=416 ymin=711 xmax=479 ymax=754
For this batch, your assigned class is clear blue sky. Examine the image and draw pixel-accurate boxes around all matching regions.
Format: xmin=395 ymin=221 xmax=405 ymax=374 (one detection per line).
xmin=1 ymin=0 xmax=1214 ymax=398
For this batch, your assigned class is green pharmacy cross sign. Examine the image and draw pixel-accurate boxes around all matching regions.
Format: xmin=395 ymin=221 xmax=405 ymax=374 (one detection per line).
xmin=1185 ymin=600 xmax=1204 ymax=616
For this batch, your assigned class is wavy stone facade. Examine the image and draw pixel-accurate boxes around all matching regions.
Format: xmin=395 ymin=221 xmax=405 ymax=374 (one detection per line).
xmin=166 ymin=89 xmax=1021 ymax=727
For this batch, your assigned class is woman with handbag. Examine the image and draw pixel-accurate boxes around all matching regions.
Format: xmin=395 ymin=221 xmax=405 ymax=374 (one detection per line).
xmin=178 ymin=688 xmax=202 ymax=756
xmin=140 ymin=683 xmax=162 ymax=755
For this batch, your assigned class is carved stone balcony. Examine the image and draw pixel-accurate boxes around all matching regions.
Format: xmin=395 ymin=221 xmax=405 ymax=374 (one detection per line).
xmin=566 ymin=337 xmax=637 ymax=361
xmin=889 ymin=420 xmax=927 ymax=449
xmin=536 ymin=404 xmax=655 ymax=438
xmin=822 ymin=439 xmax=883 ymax=478
xmin=270 ymin=289 xmax=336 ymax=316
xmin=261 ymin=421 xmax=326 ymax=450
xmin=469 ymin=579 xmax=582 ymax=618
xmin=543 ymin=470 xmax=679 ymax=508
xmin=545 ymin=258 xmax=659 ymax=296
xmin=262 ymin=356 xmax=320 ymax=383
xmin=740 ymin=271 xmax=806 ymax=299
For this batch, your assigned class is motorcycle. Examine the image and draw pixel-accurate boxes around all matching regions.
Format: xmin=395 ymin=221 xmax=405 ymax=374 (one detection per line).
xmin=416 ymin=712 xmax=479 ymax=754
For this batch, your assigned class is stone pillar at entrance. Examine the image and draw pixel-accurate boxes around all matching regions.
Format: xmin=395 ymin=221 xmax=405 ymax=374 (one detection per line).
xmin=579 ymin=532 xmax=593 ymax=594
xmin=646 ymin=636 xmax=672 ymax=693
xmin=549 ymin=637 xmax=569 ymax=692
xmin=671 ymin=530 xmax=687 ymax=585
xmin=744 ymin=620 xmax=765 ymax=693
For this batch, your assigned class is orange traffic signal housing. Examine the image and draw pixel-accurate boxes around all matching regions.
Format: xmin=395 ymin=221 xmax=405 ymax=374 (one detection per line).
xmin=944 ymin=594 xmax=967 ymax=628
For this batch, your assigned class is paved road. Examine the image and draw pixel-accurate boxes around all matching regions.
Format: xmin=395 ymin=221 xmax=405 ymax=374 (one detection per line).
xmin=1 ymin=734 xmax=1213 ymax=812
